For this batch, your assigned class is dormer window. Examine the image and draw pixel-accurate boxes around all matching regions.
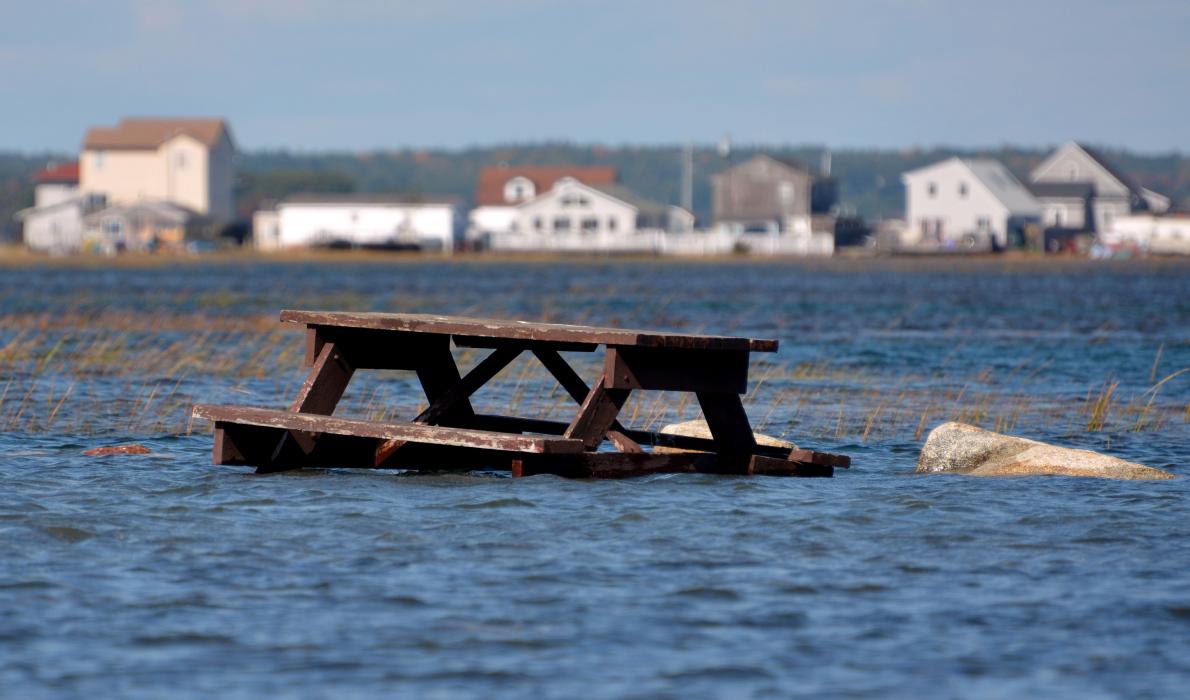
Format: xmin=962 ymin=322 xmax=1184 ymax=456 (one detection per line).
xmin=503 ymin=176 xmax=535 ymax=203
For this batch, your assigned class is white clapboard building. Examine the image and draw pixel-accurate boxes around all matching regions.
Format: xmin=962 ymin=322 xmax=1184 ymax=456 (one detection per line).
xmin=254 ymin=194 xmax=463 ymax=251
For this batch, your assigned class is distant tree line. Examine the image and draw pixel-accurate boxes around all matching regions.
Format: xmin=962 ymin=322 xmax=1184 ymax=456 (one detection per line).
xmin=4 ymin=144 xmax=1190 ymax=241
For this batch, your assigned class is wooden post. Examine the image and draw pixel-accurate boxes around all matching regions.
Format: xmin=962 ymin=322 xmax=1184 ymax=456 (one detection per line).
xmin=564 ymin=372 xmax=631 ymax=451
xmin=533 ymin=348 xmax=642 ymax=453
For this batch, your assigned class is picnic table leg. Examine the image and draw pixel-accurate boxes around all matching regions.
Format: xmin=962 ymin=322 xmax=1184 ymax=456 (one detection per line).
xmin=415 ymin=341 xmax=476 ymax=425
xmin=695 ymin=392 xmax=758 ymax=472
xmin=532 ymin=348 xmax=643 ymax=453
xmin=262 ymin=340 xmax=356 ymax=472
xmin=563 ymin=371 xmax=631 ymax=451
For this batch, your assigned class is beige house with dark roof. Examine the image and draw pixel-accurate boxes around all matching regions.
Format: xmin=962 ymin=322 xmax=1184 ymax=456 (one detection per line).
xmin=80 ymin=118 xmax=235 ymax=222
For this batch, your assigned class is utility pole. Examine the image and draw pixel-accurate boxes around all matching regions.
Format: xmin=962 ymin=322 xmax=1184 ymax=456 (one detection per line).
xmin=681 ymin=141 xmax=693 ymax=213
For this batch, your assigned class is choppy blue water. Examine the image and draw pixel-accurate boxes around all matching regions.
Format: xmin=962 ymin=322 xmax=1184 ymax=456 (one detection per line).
xmin=2 ymin=259 xmax=1189 ymax=698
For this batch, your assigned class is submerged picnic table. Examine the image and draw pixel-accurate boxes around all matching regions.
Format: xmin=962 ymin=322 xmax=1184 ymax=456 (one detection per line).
xmin=193 ymin=311 xmax=850 ymax=478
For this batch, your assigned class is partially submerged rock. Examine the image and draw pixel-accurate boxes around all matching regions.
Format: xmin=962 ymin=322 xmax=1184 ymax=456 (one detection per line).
xmin=656 ymin=419 xmax=796 ymax=454
xmin=917 ymin=422 xmax=1174 ymax=480
xmin=83 ymin=444 xmax=151 ymax=457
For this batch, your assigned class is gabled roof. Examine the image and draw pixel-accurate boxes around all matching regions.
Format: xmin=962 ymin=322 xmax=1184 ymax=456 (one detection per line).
xmin=713 ymin=154 xmax=812 ymax=180
xmin=35 ymin=161 xmax=79 ymax=184
xmin=964 ymin=159 xmax=1040 ymax=214
xmin=1071 ymin=142 xmax=1142 ymax=194
xmin=475 ymin=165 xmax=617 ymax=206
xmin=280 ymin=193 xmax=459 ymax=207
xmin=85 ymin=200 xmax=202 ymax=224
xmin=83 ymin=118 xmax=232 ymax=150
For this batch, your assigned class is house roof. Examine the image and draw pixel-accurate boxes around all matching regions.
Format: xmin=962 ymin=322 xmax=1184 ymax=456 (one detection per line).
xmin=1072 ymin=142 xmax=1142 ymax=195
xmin=35 ymin=161 xmax=79 ymax=184
xmin=83 ymin=118 xmax=231 ymax=150
xmin=85 ymin=200 xmax=202 ymax=225
xmin=1028 ymin=181 xmax=1094 ymax=199
xmin=964 ymin=159 xmax=1040 ymax=214
xmin=713 ymin=154 xmax=812 ymax=181
xmin=475 ymin=165 xmax=617 ymax=206
xmin=280 ymin=193 xmax=459 ymax=207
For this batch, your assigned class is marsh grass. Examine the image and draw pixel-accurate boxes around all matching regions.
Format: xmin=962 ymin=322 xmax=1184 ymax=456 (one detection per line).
xmin=1 ymin=307 xmax=1187 ymax=445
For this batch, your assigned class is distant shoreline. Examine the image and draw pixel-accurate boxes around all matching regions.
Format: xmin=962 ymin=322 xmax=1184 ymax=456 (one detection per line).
xmin=1 ymin=245 xmax=1188 ymax=270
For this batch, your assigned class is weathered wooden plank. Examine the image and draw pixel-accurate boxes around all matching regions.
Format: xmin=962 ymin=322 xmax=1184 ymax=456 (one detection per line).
xmin=193 ymin=405 xmax=585 ymax=454
xmin=696 ymin=392 xmax=759 ymax=453
xmin=281 ymin=310 xmax=778 ymax=352
xmin=531 ymin=348 xmax=642 ymax=453
xmin=562 ymin=374 xmax=631 ymax=451
xmin=453 ymin=336 xmax=598 ymax=352
xmin=469 ymin=414 xmax=849 ymax=467
xmin=290 ymin=341 xmax=354 ymax=414
xmin=604 ymin=346 xmax=750 ymax=394
xmin=515 ymin=452 xmax=834 ymax=479
xmin=787 ymin=448 xmax=851 ymax=469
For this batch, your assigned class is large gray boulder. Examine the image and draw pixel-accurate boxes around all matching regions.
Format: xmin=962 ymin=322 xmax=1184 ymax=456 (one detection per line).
xmin=917 ymin=422 xmax=1175 ymax=480
xmin=656 ymin=419 xmax=796 ymax=454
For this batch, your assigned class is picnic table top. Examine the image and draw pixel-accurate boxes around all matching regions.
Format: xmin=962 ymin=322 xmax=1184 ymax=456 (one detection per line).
xmin=280 ymin=310 xmax=778 ymax=352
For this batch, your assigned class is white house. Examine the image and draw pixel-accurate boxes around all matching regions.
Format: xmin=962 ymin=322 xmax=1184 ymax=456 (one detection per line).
xmin=1106 ymin=212 xmax=1190 ymax=255
xmin=490 ymin=178 xmax=693 ymax=252
xmin=902 ymin=158 xmax=1041 ymax=250
xmin=468 ymin=165 xmax=618 ymax=243
xmin=81 ymin=117 xmax=236 ymax=222
xmin=16 ymin=162 xmax=94 ymax=254
xmin=1030 ymin=142 xmax=1169 ymax=236
xmin=258 ymin=194 xmax=462 ymax=251
xmin=18 ymin=198 xmax=89 ymax=254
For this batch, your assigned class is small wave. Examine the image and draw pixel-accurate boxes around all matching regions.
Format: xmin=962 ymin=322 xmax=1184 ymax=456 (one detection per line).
xmin=133 ymin=632 xmax=236 ymax=646
xmin=43 ymin=526 xmax=95 ymax=543
xmin=456 ymin=497 xmax=536 ymax=509
xmin=673 ymin=586 xmax=740 ymax=600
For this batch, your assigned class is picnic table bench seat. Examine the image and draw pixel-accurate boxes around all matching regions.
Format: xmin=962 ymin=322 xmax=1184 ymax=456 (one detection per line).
xmin=193 ymin=310 xmax=850 ymax=478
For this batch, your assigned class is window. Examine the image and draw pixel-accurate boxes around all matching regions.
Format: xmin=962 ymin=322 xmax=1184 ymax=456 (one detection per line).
xmin=560 ymin=194 xmax=590 ymax=207
xmin=94 ymin=150 xmax=106 ymax=169
xmin=927 ymin=182 xmax=937 ymax=197
xmin=976 ymin=217 xmax=990 ymax=231
xmin=1052 ymin=208 xmax=1064 ymax=226
xmin=176 ymin=152 xmax=187 ymax=169
xmin=1067 ymin=163 xmax=1079 ymax=180
xmin=607 ymin=217 xmax=618 ymax=232
xmin=503 ymin=177 xmax=535 ymax=203
xmin=582 ymin=217 xmax=599 ymax=232
xmin=553 ymin=216 xmax=570 ymax=232
xmin=779 ymin=182 xmax=794 ymax=204
xmin=959 ymin=182 xmax=968 ymax=197
xmin=533 ymin=216 xmax=543 ymax=231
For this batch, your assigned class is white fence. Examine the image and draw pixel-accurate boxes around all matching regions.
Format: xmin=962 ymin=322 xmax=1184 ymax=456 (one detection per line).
xmin=487 ymin=229 xmax=834 ymax=257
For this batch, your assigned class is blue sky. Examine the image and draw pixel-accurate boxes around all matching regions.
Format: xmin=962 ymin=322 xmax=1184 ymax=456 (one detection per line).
xmin=2 ymin=0 xmax=1187 ymax=152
